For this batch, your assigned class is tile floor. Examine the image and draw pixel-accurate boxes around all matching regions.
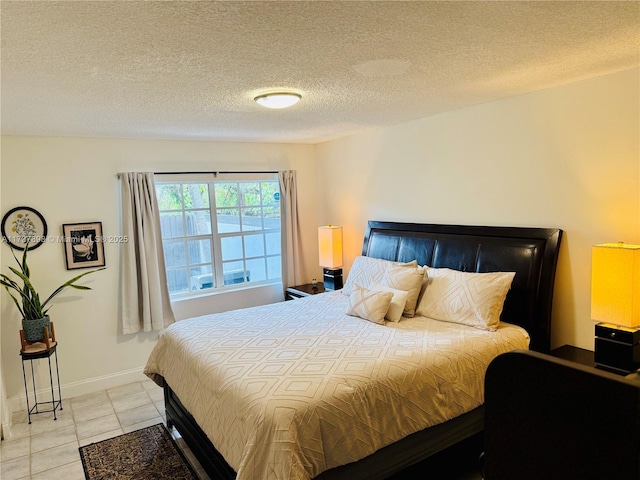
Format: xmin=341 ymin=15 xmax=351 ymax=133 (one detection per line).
xmin=0 ymin=378 xmax=210 ymax=480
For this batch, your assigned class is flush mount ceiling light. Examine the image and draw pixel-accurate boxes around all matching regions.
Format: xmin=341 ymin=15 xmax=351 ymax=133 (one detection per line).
xmin=254 ymin=92 xmax=302 ymax=109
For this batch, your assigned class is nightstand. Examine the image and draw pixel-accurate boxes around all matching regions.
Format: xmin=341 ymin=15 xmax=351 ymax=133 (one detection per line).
xmin=550 ymin=344 xmax=639 ymax=377
xmin=594 ymin=323 xmax=640 ymax=374
xmin=550 ymin=345 xmax=595 ymax=368
xmin=285 ymin=282 xmax=325 ymax=300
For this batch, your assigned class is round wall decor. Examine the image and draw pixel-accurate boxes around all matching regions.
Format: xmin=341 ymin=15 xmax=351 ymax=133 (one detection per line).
xmin=1 ymin=206 xmax=48 ymax=250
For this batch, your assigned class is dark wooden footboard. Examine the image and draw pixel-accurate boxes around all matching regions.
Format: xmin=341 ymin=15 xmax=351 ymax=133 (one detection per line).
xmin=164 ymin=384 xmax=236 ymax=479
xmin=164 ymin=382 xmax=485 ymax=480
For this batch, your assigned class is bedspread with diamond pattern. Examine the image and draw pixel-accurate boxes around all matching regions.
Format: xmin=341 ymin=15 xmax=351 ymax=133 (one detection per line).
xmin=144 ymin=290 xmax=529 ymax=480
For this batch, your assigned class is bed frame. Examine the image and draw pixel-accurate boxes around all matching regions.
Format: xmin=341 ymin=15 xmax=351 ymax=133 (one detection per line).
xmin=164 ymin=220 xmax=563 ymax=479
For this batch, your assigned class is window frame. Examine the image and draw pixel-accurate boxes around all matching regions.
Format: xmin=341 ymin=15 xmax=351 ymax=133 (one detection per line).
xmin=155 ymin=173 xmax=282 ymax=299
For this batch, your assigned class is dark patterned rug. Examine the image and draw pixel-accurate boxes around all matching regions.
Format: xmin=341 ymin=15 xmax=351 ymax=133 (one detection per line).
xmin=79 ymin=423 xmax=198 ymax=480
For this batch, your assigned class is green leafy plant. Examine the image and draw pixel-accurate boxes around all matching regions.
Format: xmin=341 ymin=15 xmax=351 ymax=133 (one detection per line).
xmin=0 ymin=245 xmax=104 ymax=320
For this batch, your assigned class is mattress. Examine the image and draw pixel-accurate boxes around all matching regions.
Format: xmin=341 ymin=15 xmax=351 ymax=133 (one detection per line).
xmin=144 ymin=290 xmax=529 ymax=480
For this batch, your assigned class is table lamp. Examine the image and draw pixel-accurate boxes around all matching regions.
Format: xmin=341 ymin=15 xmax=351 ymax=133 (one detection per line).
xmin=591 ymin=242 xmax=640 ymax=373
xmin=318 ymin=225 xmax=343 ymax=290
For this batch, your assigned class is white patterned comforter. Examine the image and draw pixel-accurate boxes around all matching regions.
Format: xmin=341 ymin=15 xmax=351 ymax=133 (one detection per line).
xmin=144 ymin=290 xmax=529 ymax=480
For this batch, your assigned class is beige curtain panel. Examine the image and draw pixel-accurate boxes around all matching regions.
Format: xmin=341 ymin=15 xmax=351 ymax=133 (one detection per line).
xmin=279 ymin=170 xmax=303 ymax=290
xmin=119 ymin=172 xmax=175 ymax=334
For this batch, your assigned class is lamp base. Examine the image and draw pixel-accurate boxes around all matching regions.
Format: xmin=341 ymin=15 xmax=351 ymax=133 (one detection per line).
xmin=323 ymin=268 xmax=343 ymax=291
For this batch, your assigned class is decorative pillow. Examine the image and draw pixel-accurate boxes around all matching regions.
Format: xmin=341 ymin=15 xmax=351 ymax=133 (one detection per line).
xmin=381 ymin=263 xmax=426 ymax=318
xmin=415 ymin=267 xmax=515 ymax=331
xmin=342 ymin=256 xmax=417 ymax=296
xmin=370 ymin=282 xmax=409 ymax=322
xmin=346 ymin=284 xmax=394 ymax=325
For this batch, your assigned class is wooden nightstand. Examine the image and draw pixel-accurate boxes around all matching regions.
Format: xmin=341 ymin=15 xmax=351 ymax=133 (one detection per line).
xmin=285 ymin=282 xmax=325 ymax=300
xmin=550 ymin=345 xmax=595 ymax=368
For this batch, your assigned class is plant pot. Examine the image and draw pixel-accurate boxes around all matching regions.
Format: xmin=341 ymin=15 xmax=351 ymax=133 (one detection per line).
xmin=22 ymin=316 xmax=51 ymax=342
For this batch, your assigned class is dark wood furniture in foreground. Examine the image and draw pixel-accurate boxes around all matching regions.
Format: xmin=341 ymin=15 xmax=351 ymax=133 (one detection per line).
xmin=484 ymin=350 xmax=640 ymax=479
xmin=164 ymin=220 xmax=563 ymax=480
xmin=285 ymin=282 xmax=325 ymax=300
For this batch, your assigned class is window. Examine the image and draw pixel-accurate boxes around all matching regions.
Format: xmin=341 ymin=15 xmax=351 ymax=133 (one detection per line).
xmin=155 ymin=174 xmax=282 ymax=297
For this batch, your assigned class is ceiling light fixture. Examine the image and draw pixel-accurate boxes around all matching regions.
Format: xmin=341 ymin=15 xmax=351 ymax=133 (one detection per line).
xmin=254 ymin=92 xmax=301 ymax=109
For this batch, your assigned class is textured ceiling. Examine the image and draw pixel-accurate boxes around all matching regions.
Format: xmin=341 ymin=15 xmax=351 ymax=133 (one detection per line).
xmin=1 ymin=1 xmax=639 ymax=144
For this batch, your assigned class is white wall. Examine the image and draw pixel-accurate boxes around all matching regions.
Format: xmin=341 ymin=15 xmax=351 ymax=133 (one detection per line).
xmin=316 ymin=68 xmax=640 ymax=351
xmin=0 ymin=137 xmax=319 ymax=408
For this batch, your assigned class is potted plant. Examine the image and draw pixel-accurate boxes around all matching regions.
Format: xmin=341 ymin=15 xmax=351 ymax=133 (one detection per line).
xmin=0 ymin=244 xmax=104 ymax=342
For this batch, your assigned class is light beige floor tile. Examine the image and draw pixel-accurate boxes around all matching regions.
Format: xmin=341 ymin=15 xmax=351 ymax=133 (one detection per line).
xmin=70 ymin=390 xmax=109 ymax=409
xmin=0 ymin=435 xmax=30 ymax=462
xmin=141 ymin=377 xmax=158 ymax=390
xmin=31 ymin=425 xmax=77 ymax=454
xmin=75 ymin=413 xmax=120 ymax=440
xmin=27 ymin=408 xmax=74 ymax=435
xmin=4 ymin=420 xmax=32 ymax=440
xmin=116 ymin=403 xmax=161 ymax=427
xmin=72 ymin=400 xmax=114 ymax=423
xmin=147 ymin=385 xmax=164 ymax=403
xmin=122 ymin=416 xmax=164 ymax=434
xmin=31 ymin=459 xmax=85 ymax=480
xmin=107 ymin=382 xmax=144 ymax=399
xmin=31 ymin=441 xmax=80 ymax=474
xmin=0 ymin=454 xmax=30 ymax=480
xmin=78 ymin=428 xmax=123 ymax=447
xmin=111 ymin=390 xmax=152 ymax=413
xmin=3 ymin=382 xmax=210 ymax=480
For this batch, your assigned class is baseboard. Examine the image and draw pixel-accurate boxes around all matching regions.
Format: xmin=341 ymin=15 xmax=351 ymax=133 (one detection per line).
xmin=7 ymin=366 xmax=149 ymax=413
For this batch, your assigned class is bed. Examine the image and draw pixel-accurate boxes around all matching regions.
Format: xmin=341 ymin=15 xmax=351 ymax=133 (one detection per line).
xmin=144 ymin=220 xmax=563 ymax=480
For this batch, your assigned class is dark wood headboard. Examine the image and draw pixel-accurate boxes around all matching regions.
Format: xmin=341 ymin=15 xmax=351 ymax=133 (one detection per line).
xmin=362 ymin=221 xmax=563 ymax=353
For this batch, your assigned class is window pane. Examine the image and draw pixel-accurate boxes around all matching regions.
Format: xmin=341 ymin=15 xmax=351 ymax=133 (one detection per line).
xmin=262 ymin=182 xmax=280 ymax=206
xmin=267 ymin=255 xmax=282 ymax=280
xmin=156 ymin=177 xmax=282 ymax=297
xmin=217 ymin=208 xmax=240 ymax=233
xmin=167 ymin=268 xmax=189 ymax=294
xmin=241 ymin=208 xmax=263 ymax=231
xmin=188 ymin=239 xmax=212 ymax=264
xmin=221 ymin=235 xmax=243 ymax=261
xmin=246 ymin=258 xmax=266 ymax=282
xmin=164 ymin=241 xmax=186 ymax=268
xmin=183 ymin=184 xmax=210 ymax=208
xmin=160 ymin=212 xmax=184 ymax=239
xmin=156 ymin=184 xmax=183 ymax=210
xmin=223 ymin=261 xmax=247 ymax=285
xmin=240 ymin=182 xmax=260 ymax=206
xmin=215 ymin=183 xmax=239 ymax=208
xmin=265 ymin=232 xmax=281 ymax=255
xmin=244 ymin=234 xmax=265 ymax=257
xmin=186 ymin=210 xmax=212 ymax=236
xmin=190 ymin=265 xmax=213 ymax=291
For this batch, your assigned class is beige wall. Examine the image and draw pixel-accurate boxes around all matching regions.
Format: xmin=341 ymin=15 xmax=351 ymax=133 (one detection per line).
xmin=316 ymin=68 xmax=640 ymax=351
xmin=0 ymin=137 xmax=319 ymax=408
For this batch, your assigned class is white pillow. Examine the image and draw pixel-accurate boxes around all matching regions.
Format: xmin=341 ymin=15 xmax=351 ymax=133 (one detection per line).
xmin=346 ymin=284 xmax=394 ymax=325
xmin=342 ymin=256 xmax=417 ymax=296
xmin=416 ymin=267 xmax=515 ymax=331
xmin=370 ymin=282 xmax=409 ymax=322
xmin=381 ymin=263 xmax=426 ymax=318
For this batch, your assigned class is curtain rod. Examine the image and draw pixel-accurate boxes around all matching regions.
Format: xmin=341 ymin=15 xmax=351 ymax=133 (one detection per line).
xmin=154 ymin=170 xmax=279 ymax=175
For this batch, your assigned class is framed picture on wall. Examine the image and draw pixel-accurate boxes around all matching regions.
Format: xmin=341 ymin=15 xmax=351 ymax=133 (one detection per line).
xmin=62 ymin=222 xmax=106 ymax=270
xmin=1 ymin=206 xmax=48 ymax=250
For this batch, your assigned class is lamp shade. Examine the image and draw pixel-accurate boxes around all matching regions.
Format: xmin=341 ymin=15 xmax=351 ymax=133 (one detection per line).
xmin=318 ymin=226 xmax=343 ymax=269
xmin=591 ymin=243 xmax=640 ymax=328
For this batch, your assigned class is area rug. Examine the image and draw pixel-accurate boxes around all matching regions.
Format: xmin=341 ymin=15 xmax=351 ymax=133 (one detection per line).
xmin=79 ymin=423 xmax=198 ymax=480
